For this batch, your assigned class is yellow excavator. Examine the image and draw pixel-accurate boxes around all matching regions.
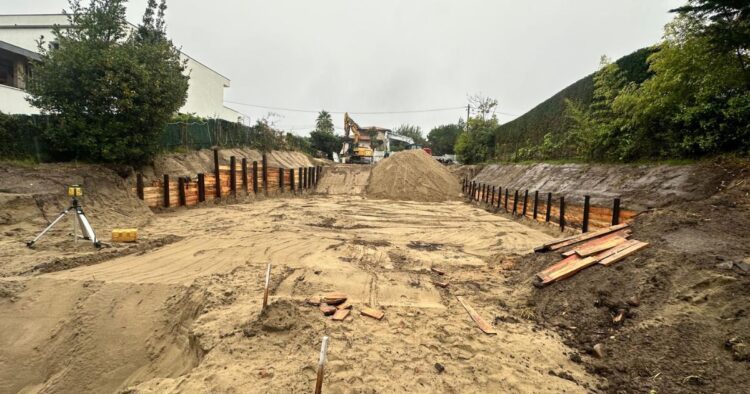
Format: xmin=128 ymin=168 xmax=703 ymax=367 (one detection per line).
xmin=340 ymin=113 xmax=391 ymax=164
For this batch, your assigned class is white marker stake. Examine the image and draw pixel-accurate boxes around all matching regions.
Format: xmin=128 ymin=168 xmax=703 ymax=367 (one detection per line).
xmin=315 ymin=336 xmax=330 ymax=394
xmin=262 ymin=263 xmax=271 ymax=311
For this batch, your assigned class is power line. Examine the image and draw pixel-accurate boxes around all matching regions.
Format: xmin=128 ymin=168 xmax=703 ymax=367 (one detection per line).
xmin=223 ymin=100 xmax=468 ymax=115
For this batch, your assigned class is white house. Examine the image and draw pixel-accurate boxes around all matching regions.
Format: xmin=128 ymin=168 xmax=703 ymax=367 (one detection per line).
xmin=0 ymin=14 xmax=243 ymax=122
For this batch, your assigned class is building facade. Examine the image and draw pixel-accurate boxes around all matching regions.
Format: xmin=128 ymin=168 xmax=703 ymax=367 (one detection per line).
xmin=0 ymin=14 xmax=243 ymax=122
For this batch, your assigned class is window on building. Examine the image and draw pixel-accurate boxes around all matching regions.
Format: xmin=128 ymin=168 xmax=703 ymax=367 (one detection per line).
xmin=0 ymin=59 xmax=14 ymax=87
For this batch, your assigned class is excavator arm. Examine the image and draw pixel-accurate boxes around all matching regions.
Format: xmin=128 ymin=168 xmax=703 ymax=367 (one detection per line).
xmin=341 ymin=113 xmax=390 ymax=164
xmin=344 ymin=113 xmax=361 ymax=144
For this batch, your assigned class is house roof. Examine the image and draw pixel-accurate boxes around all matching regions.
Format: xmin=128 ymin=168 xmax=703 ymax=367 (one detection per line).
xmin=0 ymin=14 xmax=230 ymax=82
xmin=0 ymin=40 xmax=41 ymax=61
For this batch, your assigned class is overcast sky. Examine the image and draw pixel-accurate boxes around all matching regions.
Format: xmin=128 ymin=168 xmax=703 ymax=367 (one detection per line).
xmin=7 ymin=0 xmax=683 ymax=135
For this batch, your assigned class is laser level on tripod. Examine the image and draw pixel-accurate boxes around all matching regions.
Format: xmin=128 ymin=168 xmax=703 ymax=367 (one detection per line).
xmin=26 ymin=184 xmax=101 ymax=248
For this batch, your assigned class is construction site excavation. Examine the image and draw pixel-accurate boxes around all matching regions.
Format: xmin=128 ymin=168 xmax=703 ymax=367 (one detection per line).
xmin=1 ymin=149 xmax=749 ymax=394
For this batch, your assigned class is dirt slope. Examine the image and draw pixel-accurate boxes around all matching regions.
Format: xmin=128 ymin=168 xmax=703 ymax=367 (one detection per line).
xmin=503 ymin=160 xmax=750 ymax=393
xmin=315 ymin=165 xmax=372 ymax=196
xmin=144 ymin=148 xmax=319 ymax=179
xmin=366 ymin=150 xmax=461 ymax=202
xmin=0 ymin=277 xmax=202 ymax=393
xmin=471 ymin=161 xmax=729 ymax=210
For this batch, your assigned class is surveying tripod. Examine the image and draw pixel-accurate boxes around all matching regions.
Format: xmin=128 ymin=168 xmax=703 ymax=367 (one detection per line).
xmin=26 ymin=185 xmax=101 ymax=248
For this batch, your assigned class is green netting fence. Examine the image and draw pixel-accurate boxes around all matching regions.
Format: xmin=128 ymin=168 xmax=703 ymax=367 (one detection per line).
xmin=0 ymin=114 xmax=281 ymax=162
xmin=160 ymin=119 xmax=258 ymax=151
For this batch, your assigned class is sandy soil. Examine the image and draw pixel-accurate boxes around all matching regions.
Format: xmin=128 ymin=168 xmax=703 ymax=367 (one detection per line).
xmin=0 ymin=163 xmax=154 ymax=277
xmin=0 ymin=196 xmax=600 ymax=393
xmin=466 ymin=161 xmax=732 ymax=210
xmin=366 ymin=150 xmax=461 ymax=202
xmin=315 ymin=165 xmax=372 ymax=196
xmin=146 ymin=148 xmax=320 ymax=179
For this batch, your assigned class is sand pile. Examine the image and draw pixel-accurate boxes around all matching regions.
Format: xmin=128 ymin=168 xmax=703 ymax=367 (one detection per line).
xmin=365 ymin=150 xmax=461 ymax=202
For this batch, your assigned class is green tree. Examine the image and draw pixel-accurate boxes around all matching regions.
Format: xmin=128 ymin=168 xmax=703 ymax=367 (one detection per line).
xmin=26 ymin=0 xmax=188 ymax=164
xmin=250 ymin=117 xmax=284 ymax=153
xmin=455 ymin=116 xmax=499 ymax=164
xmin=613 ymin=15 xmax=750 ymax=158
xmin=393 ymin=124 xmax=427 ymax=146
xmin=672 ymin=0 xmax=750 ymax=85
xmin=564 ymin=57 xmax=630 ymax=160
xmin=309 ymin=110 xmax=340 ymax=159
xmin=285 ymin=132 xmax=314 ymax=155
xmin=315 ymin=110 xmax=335 ymax=133
xmin=427 ymin=124 xmax=462 ymax=155
xmin=563 ymin=12 xmax=749 ymax=161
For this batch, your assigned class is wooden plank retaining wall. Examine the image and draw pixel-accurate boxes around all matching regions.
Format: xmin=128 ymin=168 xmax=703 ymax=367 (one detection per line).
xmin=461 ymin=178 xmax=638 ymax=233
xmin=136 ymin=149 xmax=322 ymax=209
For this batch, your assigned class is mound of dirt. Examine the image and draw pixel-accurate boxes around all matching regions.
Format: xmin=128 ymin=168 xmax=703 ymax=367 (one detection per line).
xmin=259 ymin=299 xmax=299 ymax=332
xmin=365 ymin=150 xmax=461 ymax=202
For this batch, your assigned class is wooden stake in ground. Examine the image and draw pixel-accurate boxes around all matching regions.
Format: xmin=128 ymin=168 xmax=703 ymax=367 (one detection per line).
xmin=315 ymin=336 xmax=330 ymax=394
xmin=262 ymin=263 xmax=271 ymax=311
xmin=456 ymin=296 xmax=497 ymax=335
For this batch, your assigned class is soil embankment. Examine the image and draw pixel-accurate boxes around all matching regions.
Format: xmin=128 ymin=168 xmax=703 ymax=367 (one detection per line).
xmin=500 ymin=159 xmax=750 ymax=393
xmin=467 ymin=161 xmax=730 ymax=210
xmin=143 ymin=148 xmax=320 ymax=179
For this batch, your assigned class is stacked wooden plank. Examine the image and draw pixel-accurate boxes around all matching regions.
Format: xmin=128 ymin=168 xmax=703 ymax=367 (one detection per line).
xmin=535 ymin=223 xmax=649 ymax=286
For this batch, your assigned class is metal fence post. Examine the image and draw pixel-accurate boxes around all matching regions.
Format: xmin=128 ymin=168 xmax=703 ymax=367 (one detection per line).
xmin=136 ymin=174 xmax=144 ymax=200
xmin=560 ymin=196 xmax=566 ymax=232
xmin=262 ymin=153 xmax=268 ymax=196
xmin=612 ymin=198 xmax=621 ymax=226
xmin=178 ymin=177 xmax=186 ymax=206
xmin=230 ymin=156 xmax=237 ymax=197
xmin=163 ymin=174 xmax=170 ymax=208
xmin=213 ymin=149 xmax=221 ymax=198
xmin=545 ymin=192 xmax=552 ymax=222
xmin=242 ymin=158 xmax=248 ymax=194
xmin=583 ymin=195 xmax=591 ymax=233
xmin=198 ymin=173 xmax=206 ymax=202
xmin=252 ymin=161 xmax=259 ymax=194
xmin=290 ymin=169 xmax=296 ymax=193
xmin=522 ymin=190 xmax=529 ymax=217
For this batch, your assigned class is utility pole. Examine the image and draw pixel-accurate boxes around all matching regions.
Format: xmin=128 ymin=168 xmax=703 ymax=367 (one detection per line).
xmin=466 ymin=104 xmax=470 ymax=132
